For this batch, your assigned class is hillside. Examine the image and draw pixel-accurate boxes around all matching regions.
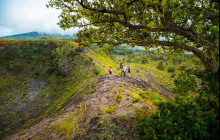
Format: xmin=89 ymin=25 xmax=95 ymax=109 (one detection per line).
xmin=0 ymin=39 xmax=170 ymax=139
xmin=0 ymin=39 xmax=219 ymax=140
xmin=0 ymin=39 xmax=101 ymax=138
xmin=0 ymin=32 xmax=72 ymax=40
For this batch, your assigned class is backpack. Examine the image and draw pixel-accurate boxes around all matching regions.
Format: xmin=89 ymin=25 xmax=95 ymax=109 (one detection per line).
xmin=128 ymin=66 xmax=130 ymax=71
xmin=108 ymin=68 xmax=111 ymax=72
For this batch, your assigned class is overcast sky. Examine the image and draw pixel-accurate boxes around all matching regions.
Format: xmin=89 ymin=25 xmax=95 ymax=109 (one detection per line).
xmin=0 ymin=0 xmax=78 ymax=37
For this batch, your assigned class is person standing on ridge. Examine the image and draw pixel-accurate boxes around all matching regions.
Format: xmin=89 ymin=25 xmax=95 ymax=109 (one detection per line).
xmin=121 ymin=64 xmax=127 ymax=76
xmin=128 ymin=65 xmax=131 ymax=75
xmin=127 ymin=65 xmax=131 ymax=81
xmin=108 ymin=66 xmax=112 ymax=78
xmin=117 ymin=65 xmax=120 ymax=76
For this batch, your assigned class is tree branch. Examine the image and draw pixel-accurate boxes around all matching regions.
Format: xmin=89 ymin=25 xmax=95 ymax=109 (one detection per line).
xmin=75 ymin=0 xmax=126 ymax=15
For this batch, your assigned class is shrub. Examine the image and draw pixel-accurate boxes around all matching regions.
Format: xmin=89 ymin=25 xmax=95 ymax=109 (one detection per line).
xmin=120 ymin=61 xmax=123 ymax=69
xmin=141 ymin=57 xmax=148 ymax=64
xmin=115 ymin=94 xmax=123 ymax=102
xmin=111 ymin=88 xmax=116 ymax=93
xmin=136 ymin=96 xmax=219 ymax=140
xmin=118 ymin=87 xmax=125 ymax=92
xmin=47 ymin=67 xmax=56 ymax=74
xmin=156 ymin=62 xmax=165 ymax=70
xmin=138 ymin=90 xmax=166 ymax=104
xmin=172 ymin=69 xmax=197 ymax=95
xmin=35 ymin=72 xmax=40 ymax=77
xmin=101 ymin=105 xmax=118 ymax=114
xmin=167 ymin=67 xmax=175 ymax=73
xmin=172 ymin=57 xmax=182 ymax=65
xmin=136 ymin=70 xmax=219 ymax=140
xmin=93 ymin=67 xmax=100 ymax=75
xmin=171 ymin=73 xmax=176 ymax=78
xmin=129 ymin=93 xmax=141 ymax=102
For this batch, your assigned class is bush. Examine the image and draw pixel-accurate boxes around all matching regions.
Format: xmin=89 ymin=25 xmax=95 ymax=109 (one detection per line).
xmin=172 ymin=57 xmax=182 ymax=64
xmin=47 ymin=67 xmax=56 ymax=74
xmin=156 ymin=62 xmax=165 ymax=70
xmin=129 ymin=93 xmax=141 ymax=102
xmin=101 ymin=105 xmax=118 ymax=114
xmin=35 ymin=72 xmax=40 ymax=77
xmin=93 ymin=67 xmax=100 ymax=75
xmin=115 ymin=94 xmax=123 ymax=102
xmin=120 ymin=61 xmax=123 ymax=69
xmin=167 ymin=67 xmax=175 ymax=73
xmin=136 ymin=100 xmax=218 ymax=140
xmin=172 ymin=70 xmax=197 ymax=95
xmin=136 ymin=70 xmax=219 ymax=140
xmin=141 ymin=57 xmax=148 ymax=64
xmin=171 ymin=73 xmax=176 ymax=78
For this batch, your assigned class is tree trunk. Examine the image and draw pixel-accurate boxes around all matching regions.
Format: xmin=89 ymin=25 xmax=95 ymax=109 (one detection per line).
xmin=203 ymin=58 xmax=219 ymax=73
xmin=191 ymin=46 xmax=219 ymax=73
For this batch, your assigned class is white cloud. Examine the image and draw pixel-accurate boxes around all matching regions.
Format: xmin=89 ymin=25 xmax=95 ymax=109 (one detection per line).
xmin=0 ymin=26 xmax=13 ymax=37
xmin=0 ymin=0 xmax=78 ymax=37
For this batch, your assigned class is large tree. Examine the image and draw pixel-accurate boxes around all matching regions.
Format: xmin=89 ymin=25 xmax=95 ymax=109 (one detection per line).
xmin=47 ymin=0 xmax=219 ymax=72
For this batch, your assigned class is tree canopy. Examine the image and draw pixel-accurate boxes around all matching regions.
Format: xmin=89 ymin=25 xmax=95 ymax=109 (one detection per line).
xmin=47 ymin=0 xmax=219 ymax=72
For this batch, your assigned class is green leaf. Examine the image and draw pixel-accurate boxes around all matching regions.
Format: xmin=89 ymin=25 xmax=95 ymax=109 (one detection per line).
xmin=161 ymin=0 xmax=166 ymax=6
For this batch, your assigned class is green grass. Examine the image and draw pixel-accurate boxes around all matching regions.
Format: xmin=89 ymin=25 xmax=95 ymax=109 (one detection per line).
xmin=138 ymin=90 xmax=167 ymax=104
xmin=54 ymin=103 xmax=86 ymax=138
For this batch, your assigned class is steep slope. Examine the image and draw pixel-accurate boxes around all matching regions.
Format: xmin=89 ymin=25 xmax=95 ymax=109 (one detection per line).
xmin=0 ymin=39 xmax=100 ymax=138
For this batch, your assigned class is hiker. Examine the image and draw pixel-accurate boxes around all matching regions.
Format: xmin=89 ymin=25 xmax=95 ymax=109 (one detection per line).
xmin=108 ymin=66 xmax=112 ymax=78
xmin=117 ymin=65 xmax=120 ymax=76
xmin=121 ymin=64 xmax=127 ymax=76
xmin=128 ymin=65 xmax=131 ymax=76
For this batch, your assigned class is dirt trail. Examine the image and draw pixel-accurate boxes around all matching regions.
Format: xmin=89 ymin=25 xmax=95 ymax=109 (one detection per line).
xmin=4 ymin=75 xmax=160 ymax=140
xmin=135 ymin=66 xmax=173 ymax=101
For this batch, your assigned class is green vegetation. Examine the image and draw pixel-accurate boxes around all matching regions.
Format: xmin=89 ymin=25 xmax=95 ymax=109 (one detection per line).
xmin=172 ymin=67 xmax=197 ymax=95
xmin=129 ymin=93 xmax=142 ymax=102
xmin=167 ymin=66 xmax=176 ymax=73
xmin=54 ymin=103 xmax=86 ymax=138
xmin=115 ymin=94 xmax=123 ymax=102
xmin=118 ymin=87 xmax=126 ymax=92
xmin=135 ymin=70 xmax=219 ymax=140
xmin=101 ymin=105 xmax=118 ymax=115
xmin=156 ymin=62 xmax=165 ymax=70
xmin=48 ymin=0 xmax=218 ymax=72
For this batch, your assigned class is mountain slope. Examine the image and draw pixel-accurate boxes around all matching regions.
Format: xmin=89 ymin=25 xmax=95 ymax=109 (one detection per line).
xmin=0 ymin=39 xmax=100 ymax=138
xmin=0 ymin=32 xmax=72 ymax=40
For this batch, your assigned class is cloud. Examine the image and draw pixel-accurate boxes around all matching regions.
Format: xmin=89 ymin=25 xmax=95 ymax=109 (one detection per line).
xmin=0 ymin=0 xmax=78 ymax=37
xmin=0 ymin=26 xmax=13 ymax=37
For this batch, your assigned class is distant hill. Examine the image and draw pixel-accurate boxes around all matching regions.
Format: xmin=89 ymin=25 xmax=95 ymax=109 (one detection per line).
xmin=0 ymin=31 xmax=72 ymax=39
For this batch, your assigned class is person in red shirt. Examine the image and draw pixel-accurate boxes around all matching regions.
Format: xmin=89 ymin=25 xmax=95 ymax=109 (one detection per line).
xmin=108 ymin=66 xmax=112 ymax=78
